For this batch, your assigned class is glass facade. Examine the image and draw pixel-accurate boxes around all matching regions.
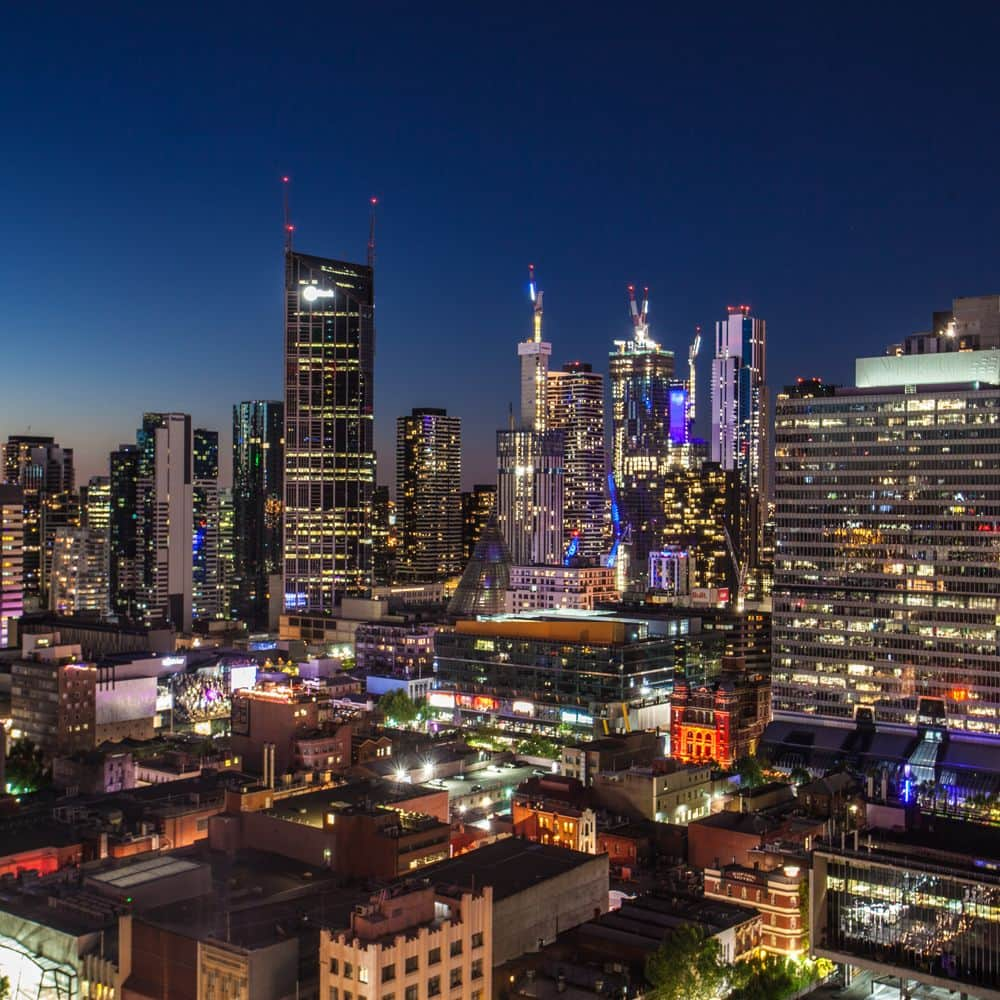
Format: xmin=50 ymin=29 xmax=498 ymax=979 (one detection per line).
xmin=232 ymin=400 xmax=283 ymax=625
xmin=815 ymin=848 xmax=1000 ymax=994
xmin=774 ymin=384 xmax=1000 ymax=733
xmin=284 ymin=251 xmax=375 ymax=610
xmin=609 ymin=335 xmax=675 ymax=587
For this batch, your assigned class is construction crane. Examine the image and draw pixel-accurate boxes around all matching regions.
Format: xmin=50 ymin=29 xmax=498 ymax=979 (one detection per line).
xmin=687 ymin=325 xmax=702 ymax=436
xmin=627 ymin=284 xmax=650 ymax=345
xmin=528 ymin=263 xmax=544 ymax=343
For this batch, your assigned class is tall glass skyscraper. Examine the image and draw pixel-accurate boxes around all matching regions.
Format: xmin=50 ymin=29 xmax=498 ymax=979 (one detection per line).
xmin=609 ymin=317 xmax=675 ymax=587
xmin=193 ymin=428 xmax=220 ymax=621
xmin=395 ymin=408 xmax=462 ymax=581
xmin=233 ymin=400 xmax=283 ymax=625
xmin=547 ymin=362 xmax=607 ymax=561
xmin=284 ymin=250 xmax=374 ymax=611
xmin=711 ymin=305 xmax=766 ymax=576
xmin=109 ymin=443 xmax=140 ymax=620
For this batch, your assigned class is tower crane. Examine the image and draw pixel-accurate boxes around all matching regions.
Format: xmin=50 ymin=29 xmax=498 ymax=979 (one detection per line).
xmin=627 ymin=284 xmax=650 ymax=345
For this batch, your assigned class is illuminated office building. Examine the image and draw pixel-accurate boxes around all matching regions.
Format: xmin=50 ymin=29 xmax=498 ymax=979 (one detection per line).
xmin=233 ymin=400 xmax=283 ymax=626
xmin=2 ymin=436 xmax=74 ymax=604
xmin=218 ymin=487 xmax=235 ymax=619
xmin=547 ymin=362 xmax=606 ymax=561
xmin=773 ymin=322 xmax=1000 ymax=734
xmin=193 ymin=428 xmax=220 ymax=621
xmin=497 ymin=267 xmax=565 ymax=566
xmin=461 ymin=484 xmax=496 ymax=563
xmin=49 ymin=526 xmax=109 ymax=615
xmin=371 ymin=484 xmax=396 ymax=586
xmin=109 ymin=443 xmax=141 ymax=620
xmin=284 ymin=250 xmax=375 ymax=610
xmin=395 ymin=408 xmax=462 ymax=581
xmin=711 ymin=305 xmax=766 ymax=575
xmin=136 ymin=413 xmax=193 ymax=630
xmin=609 ymin=314 xmax=675 ymax=587
xmin=39 ymin=488 xmax=80 ymax=600
xmin=0 ymin=485 xmax=24 ymax=647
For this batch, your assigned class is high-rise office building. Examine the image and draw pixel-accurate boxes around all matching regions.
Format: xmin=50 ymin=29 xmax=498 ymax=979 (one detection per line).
xmin=461 ymin=484 xmax=496 ymax=563
xmin=284 ymin=250 xmax=375 ymax=611
xmin=711 ymin=305 xmax=766 ymax=577
xmin=49 ymin=526 xmax=109 ymax=615
xmin=547 ymin=362 xmax=606 ymax=561
xmin=218 ymin=487 xmax=235 ymax=619
xmin=109 ymin=444 xmax=140 ymax=621
xmin=2 ymin=436 xmax=74 ymax=604
xmin=193 ymin=428 xmax=220 ymax=621
xmin=371 ymin=485 xmax=396 ymax=586
xmin=496 ymin=267 xmax=565 ymax=566
xmin=81 ymin=476 xmax=111 ymax=534
xmin=136 ymin=413 xmax=193 ymax=630
xmin=395 ymin=408 xmax=462 ymax=581
xmin=609 ymin=297 xmax=675 ymax=587
xmin=233 ymin=401 xmax=283 ymax=626
xmin=39 ymin=488 xmax=80 ymax=599
xmin=773 ymin=306 xmax=1000 ymax=735
xmin=0 ymin=486 xmax=24 ymax=647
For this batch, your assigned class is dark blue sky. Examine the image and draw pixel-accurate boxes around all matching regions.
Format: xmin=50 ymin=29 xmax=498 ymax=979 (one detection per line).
xmin=4 ymin=4 xmax=1000 ymax=488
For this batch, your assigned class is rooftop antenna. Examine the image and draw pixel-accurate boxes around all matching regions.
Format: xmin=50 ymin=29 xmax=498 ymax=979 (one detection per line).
xmin=368 ymin=196 xmax=378 ymax=269
xmin=282 ymin=175 xmax=294 ymax=252
xmin=528 ymin=263 xmax=543 ymax=343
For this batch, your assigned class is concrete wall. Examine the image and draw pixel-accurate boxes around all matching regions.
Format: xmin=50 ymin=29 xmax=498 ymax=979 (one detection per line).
xmin=493 ymin=853 xmax=608 ymax=965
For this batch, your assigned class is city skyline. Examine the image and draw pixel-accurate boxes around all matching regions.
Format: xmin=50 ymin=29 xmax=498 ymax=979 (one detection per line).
xmin=5 ymin=7 xmax=1000 ymax=488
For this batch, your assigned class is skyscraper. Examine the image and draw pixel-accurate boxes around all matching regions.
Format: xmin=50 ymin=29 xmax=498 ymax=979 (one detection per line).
xmin=193 ymin=428 xmax=220 ymax=621
xmin=773 ymin=305 xmax=1000 ymax=735
xmin=547 ymin=361 xmax=606 ymax=561
xmin=711 ymin=305 xmax=766 ymax=577
xmin=395 ymin=408 xmax=462 ymax=581
xmin=2 ymin=436 xmax=74 ymax=604
xmin=284 ymin=250 xmax=375 ymax=611
xmin=461 ymin=484 xmax=496 ymax=563
xmin=609 ymin=291 xmax=675 ymax=587
xmin=496 ymin=266 xmax=565 ymax=566
xmin=136 ymin=413 xmax=193 ymax=630
xmin=49 ymin=527 xmax=109 ymax=615
xmin=233 ymin=400 xmax=284 ymax=626
xmin=109 ymin=444 xmax=140 ymax=620
xmin=0 ymin=486 xmax=24 ymax=647
xmin=371 ymin=485 xmax=395 ymax=586
xmin=218 ymin=487 xmax=235 ymax=619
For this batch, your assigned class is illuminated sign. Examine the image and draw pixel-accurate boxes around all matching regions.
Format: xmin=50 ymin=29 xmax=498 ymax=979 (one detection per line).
xmin=560 ymin=709 xmax=594 ymax=726
xmin=428 ymin=692 xmax=456 ymax=710
xmin=302 ymin=285 xmax=334 ymax=302
xmin=511 ymin=700 xmax=534 ymax=716
xmin=161 ymin=656 xmax=185 ymax=668
xmin=456 ymin=694 xmax=499 ymax=712
xmin=669 ymin=387 xmax=688 ymax=446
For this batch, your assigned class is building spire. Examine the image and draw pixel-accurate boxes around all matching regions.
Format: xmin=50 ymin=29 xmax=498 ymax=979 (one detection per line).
xmin=367 ymin=196 xmax=377 ymax=269
xmin=282 ymin=175 xmax=294 ymax=252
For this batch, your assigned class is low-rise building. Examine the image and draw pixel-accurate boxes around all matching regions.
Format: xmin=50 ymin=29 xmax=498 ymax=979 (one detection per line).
xmin=321 ymin=881 xmax=492 ymax=1000
xmin=355 ymin=621 xmax=436 ymax=676
xmin=505 ymin=564 xmax=619 ymax=613
xmin=704 ymin=861 xmax=807 ymax=957
xmin=416 ymin=838 xmax=609 ymax=965
xmin=512 ymin=775 xmax=597 ymax=854
xmin=670 ymin=656 xmax=770 ymax=767
xmin=591 ymin=758 xmax=714 ymax=824
xmin=687 ymin=808 xmax=824 ymax=871
xmin=560 ymin=731 xmax=661 ymax=785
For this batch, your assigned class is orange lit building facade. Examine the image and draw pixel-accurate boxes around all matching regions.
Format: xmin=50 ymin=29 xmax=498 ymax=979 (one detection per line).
xmin=670 ymin=656 xmax=770 ymax=768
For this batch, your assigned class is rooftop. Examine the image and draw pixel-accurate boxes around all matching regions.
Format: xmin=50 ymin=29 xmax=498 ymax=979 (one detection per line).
xmin=412 ymin=837 xmax=602 ymax=903
xmin=264 ymin=778 xmax=443 ymax=828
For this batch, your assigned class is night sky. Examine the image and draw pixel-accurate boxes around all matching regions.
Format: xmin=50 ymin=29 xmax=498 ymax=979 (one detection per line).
xmin=4 ymin=4 xmax=1000 ymax=489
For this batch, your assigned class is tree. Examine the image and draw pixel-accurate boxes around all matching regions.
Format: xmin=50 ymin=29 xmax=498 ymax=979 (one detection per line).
xmin=378 ymin=689 xmax=420 ymax=727
xmin=644 ymin=924 xmax=728 ymax=1000
xmin=734 ymin=755 xmax=765 ymax=790
xmin=5 ymin=739 xmax=47 ymax=795
xmin=730 ymin=954 xmax=800 ymax=1000
xmin=0 ymin=974 xmax=9 ymax=999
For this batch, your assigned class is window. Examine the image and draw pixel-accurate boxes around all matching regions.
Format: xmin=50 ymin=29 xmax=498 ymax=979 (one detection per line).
xmin=405 ymin=988 xmax=418 ymax=1000
xmin=428 ymin=948 xmax=441 ymax=966
xmin=449 ymin=969 xmax=462 ymax=989
xmin=359 ymin=967 xmax=370 ymax=985
xmin=471 ymin=992 xmax=483 ymax=1000
xmin=404 ymin=957 xmax=418 ymax=974
xmin=344 ymin=962 xmax=353 ymax=979
xmin=329 ymin=990 xmax=338 ymax=1000
xmin=449 ymin=941 xmax=462 ymax=958
xmin=382 ymin=965 xmax=395 ymax=983
xmin=330 ymin=959 xmax=339 ymax=974
xmin=427 ymin=976 xmax=441 ymax=997
xmin=471 ymin=958 xmax=483 ymax=980
xmin=470 ymin=932 xmax=484 ymax=949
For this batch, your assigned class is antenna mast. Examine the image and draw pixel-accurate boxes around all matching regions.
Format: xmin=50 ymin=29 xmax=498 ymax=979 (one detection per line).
xmin=282 ymin=175 xmax=294 ymax=252
xmin=368 ymin=196 xmax=378 ymax=269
